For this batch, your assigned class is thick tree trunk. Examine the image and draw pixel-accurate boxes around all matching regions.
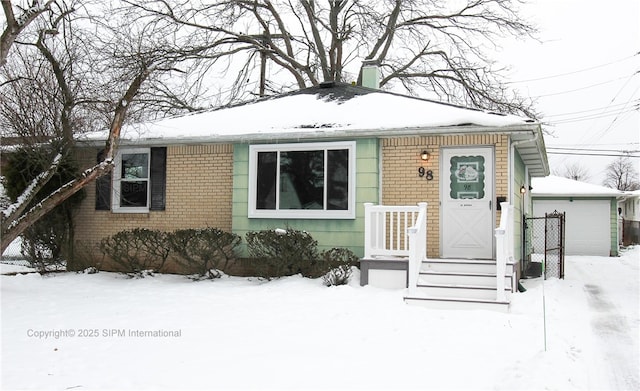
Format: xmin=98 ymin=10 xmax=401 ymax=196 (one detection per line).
xmin=0 ymin=67 xmax=150 ymax=255
xmin=0 ymin=161 xmax=113 ymax=253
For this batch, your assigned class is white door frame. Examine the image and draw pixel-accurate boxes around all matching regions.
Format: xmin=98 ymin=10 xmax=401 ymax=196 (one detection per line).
xmin=440 ymin=146 xmax=496 ymax=259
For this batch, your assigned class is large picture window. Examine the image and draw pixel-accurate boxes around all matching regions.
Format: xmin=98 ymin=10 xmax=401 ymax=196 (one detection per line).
xmin=249 ymin=141 xmax=356 ymax=219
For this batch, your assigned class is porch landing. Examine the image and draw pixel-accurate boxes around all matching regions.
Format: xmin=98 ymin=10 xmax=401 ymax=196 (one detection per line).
xmin=360 ymin=257 xmax=518 ymax=312
xmin=362 ymin=201 xmax=517 ymax=312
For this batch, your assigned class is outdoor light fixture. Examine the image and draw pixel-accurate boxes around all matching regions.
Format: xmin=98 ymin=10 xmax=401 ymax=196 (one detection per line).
xmin=420 ymin=150 xmax=430 ymax=161
xmin=520 ymin=184 xmax=527 ymax=194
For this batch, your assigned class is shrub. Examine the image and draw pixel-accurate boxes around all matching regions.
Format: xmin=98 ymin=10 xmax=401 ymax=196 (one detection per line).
xmin=169 ymin=228 xmax=241 ymax=279
xmin=21 ymin=222 xmax=66 ymax=273
xmin=3 ymin=146 xmax=85 ymax=271
xmin=319 ymin=247 xmax=359 ymax=286
xmin=99 ymin=228 xmax=171 ymax=276
xmin=320 ymin=247 xmax=359 ymax=269
xmin=245 ymin=228 xmax=319 ymax=278
xmin=322 ymin=264 xmax=353 ymax=286
xmin=69 ymin=241 xmax=105 ymax=272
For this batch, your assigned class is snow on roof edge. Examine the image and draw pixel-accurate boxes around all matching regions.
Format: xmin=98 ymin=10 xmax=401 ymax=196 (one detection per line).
xmin=78 ymin=83 xmax=541 ymax=144
xmin=76 ymin=122 xmax=542 ymax=147
xmin=531 ymin=176 xmax=624 ymax=198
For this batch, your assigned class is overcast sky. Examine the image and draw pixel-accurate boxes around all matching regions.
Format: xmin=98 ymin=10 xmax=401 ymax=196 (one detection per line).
xmin=500 ymin=0 xmax=639 ymax=185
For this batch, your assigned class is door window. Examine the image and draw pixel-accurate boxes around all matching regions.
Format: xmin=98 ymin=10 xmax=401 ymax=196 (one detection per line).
xmin=449 ymin=155 xmax=485 ymax=199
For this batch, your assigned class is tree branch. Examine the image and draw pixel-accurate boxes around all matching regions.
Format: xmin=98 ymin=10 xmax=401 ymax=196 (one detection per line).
xmin=1 ymin=0 xmax=56 ymax=67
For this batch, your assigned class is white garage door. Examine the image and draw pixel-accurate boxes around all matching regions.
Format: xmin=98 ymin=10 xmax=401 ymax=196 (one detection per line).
xmin=533 ymin=199 xmax=611 ymax=256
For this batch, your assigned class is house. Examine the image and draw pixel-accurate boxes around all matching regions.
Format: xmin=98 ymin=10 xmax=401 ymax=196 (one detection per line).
xmin=74 ymin=76 xmax=549 ymax=309
xmin=620 ymin=189 xmax=640 ymax=245
xmin=531 ymin=175 xmax=625 ymax=257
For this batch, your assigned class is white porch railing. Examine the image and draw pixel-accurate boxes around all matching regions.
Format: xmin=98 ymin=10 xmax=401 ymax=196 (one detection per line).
xmin=363 ymin=202 xmax=428 ymax=294
xmin=407 ymin=203 xmax=428 ymax=296
xmin=494 ymin=202 xmax=515 ymax=302
xmin=363 ymin=203 xmax=426 ymax=258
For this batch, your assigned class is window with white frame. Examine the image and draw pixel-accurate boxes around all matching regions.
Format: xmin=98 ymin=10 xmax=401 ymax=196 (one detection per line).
xmin=113 ymin=148 xmax=151 ymax=213
xmin=248 ymin=141 xmax=356 ymax=219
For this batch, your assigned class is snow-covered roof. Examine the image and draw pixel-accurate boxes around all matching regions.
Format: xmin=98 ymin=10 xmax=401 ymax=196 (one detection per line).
xmin=80 ymin=82 xmax=549 ymax=175
xmin=626 ymin=189 xmax=640 ymax=197
xmin=531 ymin=175 xmax=624 ymax=198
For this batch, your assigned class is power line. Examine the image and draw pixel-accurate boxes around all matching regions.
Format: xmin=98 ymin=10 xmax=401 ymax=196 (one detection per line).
xmin=547 ymin=147 xmax=640 ymax=153
xmin=532 ymin=74 xmax=637 ymax=98
xmin=545 ymin=105 xmax=639 ymax=124
xmin=508 ymin=52 xmax=638 ymax=84
xmin=547 ymin=151 xmax=639 ymax=157
xmin=549 ymin=142 xmax=640 ymax=147
xmin=597 ymin=83 xmax=640 ymax=137
xmin=543 ymin=100 xmax=640 ymax=118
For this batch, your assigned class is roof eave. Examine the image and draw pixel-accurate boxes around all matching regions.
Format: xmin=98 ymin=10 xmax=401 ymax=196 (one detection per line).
xmin=511 ymin=126 xmax=550 ymax=177
xmin=76 ymin=122 xmax=543 ymax=147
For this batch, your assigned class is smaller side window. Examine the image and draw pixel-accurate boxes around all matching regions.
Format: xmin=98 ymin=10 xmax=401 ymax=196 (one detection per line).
xmin=113 ymin=148 xmax=150 ymax=213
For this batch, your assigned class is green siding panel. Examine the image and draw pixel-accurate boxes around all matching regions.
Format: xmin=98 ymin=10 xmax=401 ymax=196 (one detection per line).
xmin=357 ymin=158 xmax=379 ymax=173
xmin=231 ymin=138 xmax=379 ymax=258
xmin=610 ymin=199 xmax=619 ymax=256
xmin=513 ymin=150 xmax=526 ymax=263
xmin=356 ymin=172 xmax=380 ymax=188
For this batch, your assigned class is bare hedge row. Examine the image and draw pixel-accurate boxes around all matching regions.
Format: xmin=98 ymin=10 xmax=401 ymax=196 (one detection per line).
xmin=99 ymin=227 xmax=358 ymax=285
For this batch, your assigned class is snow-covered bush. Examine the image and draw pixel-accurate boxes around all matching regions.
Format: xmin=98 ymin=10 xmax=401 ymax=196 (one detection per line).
xmin=245 ymin=228 xmax=319 ymax=279
xmin=82 ymin=266 xmax=99 ymax=274
xmin=322 ymin=265 xmax=353 ymax=286
xmin=319 ymin=247 xmax=358 ymax=285
xmin=319 ymin=247 xmax=359 ymax=268
xmin=169 ymin=228 xmax=241 ymax=279
xmin=3 ymin=146 xmax=85 ymax=272
xmin=99 ymin=228 xmax=171 ymax=276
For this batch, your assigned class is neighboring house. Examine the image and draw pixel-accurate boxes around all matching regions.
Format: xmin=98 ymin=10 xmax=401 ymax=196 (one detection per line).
xmin=620 ymin=189 xmax=640 ymax=245
xmin=621 ymin=190 xmax=640 ymax=221
xmin=531 ymin=176 xmax=624 ymax=257
xmin=74 ymin=76 xmax=549 ymax=309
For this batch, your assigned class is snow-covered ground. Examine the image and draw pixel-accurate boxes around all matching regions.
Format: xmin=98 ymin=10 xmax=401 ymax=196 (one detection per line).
xmin=1 ymin=247 xmax=638 ymax=391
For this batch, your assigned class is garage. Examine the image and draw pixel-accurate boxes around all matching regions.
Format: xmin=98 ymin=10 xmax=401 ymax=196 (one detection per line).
xmin=533 ymin=199 xmax=611 ymax=256
xmin=531 ymin=176 xmax=623 ymax=257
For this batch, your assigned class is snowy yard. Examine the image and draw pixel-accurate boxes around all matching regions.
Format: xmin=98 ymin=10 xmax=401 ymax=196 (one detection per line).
xmin=1 ymin=247 xmax=638 ymax=391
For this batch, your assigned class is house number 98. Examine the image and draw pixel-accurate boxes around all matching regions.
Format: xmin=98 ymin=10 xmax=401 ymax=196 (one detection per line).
xmin=418 ymin=167 xmax=434 ymax=180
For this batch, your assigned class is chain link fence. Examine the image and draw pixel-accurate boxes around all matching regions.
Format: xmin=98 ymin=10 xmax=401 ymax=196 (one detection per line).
xmin=1 ymin=238 xmax=32 ymax=270
xmin=523 ymin=211 xmax=565 ymax=279
xmin=1 ymin=237 xmax=24 ymax=261
xmin=622 ymin=219 xmax=640 ymax=246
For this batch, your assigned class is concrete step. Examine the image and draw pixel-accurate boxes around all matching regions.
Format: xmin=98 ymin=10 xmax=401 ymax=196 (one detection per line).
xmin=415 ymin=283 xmax=512 ymax=300
xmin=421 ymin=259 xmax=515 ymax=275
xmin=418 ymin=271 xmax=513 ymax=288
xmin=404 ymin=295 xmax=510 ymax=312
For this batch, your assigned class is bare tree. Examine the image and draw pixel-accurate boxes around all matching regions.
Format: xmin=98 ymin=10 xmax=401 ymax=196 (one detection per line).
xmin=603 ymin=157 xmax=640 ymax=191
xmin=554 ymin=162 xmax=590 ymax=182
xmin=124 ymin=0 xmax=538 ymax=116
xmin=1 ymin=1 xmax=213 ymax=254
xmin=1 ymin=0 xmax=56 ymax=67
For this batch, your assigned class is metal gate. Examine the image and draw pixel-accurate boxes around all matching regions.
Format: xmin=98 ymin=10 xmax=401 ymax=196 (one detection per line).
xmin=523 ymin=211 xmax=565 ymax=279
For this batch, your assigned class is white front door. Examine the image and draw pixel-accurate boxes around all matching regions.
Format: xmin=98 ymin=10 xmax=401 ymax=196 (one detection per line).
xmin=441 ymin=147 xmax=494 ymax=259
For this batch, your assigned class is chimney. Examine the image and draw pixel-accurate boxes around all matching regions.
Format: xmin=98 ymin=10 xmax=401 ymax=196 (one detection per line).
xmin=361 ymin=59 xmax=380 ymax=89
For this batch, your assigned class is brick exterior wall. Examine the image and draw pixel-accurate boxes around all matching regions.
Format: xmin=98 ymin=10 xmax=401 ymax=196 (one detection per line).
xmin=381 ymin=134 xmax=509 ymax=258
xmin=70 ymin=134 xmax=510 ymax=271
xmin=72 ymin=144 xmax=233 ymax=270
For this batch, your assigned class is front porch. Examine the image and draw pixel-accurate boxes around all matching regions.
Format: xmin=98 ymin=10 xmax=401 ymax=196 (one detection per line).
xmin=360 ymin=202 xmax=518 ymax=311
